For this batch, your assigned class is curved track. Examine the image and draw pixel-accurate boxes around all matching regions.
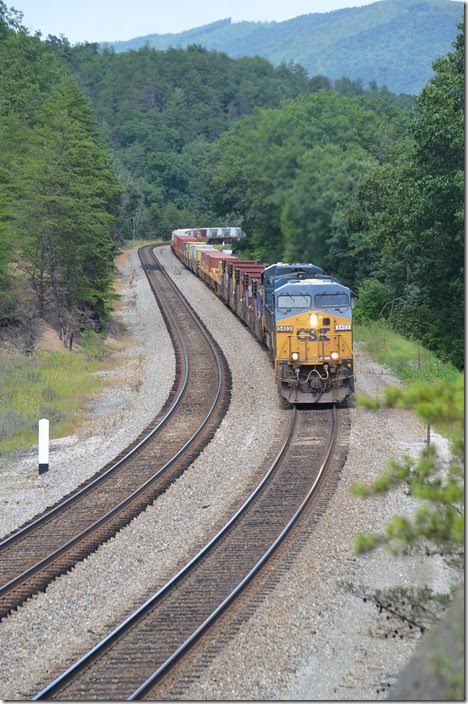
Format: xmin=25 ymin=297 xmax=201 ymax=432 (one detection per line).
xmin=34 ymin=404 xmax=340 ymax=701
xmin=0 ymin=245 xmax=231 ymax=620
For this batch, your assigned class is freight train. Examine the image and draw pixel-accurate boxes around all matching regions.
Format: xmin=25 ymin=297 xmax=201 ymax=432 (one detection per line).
xmin=170 ymin=227 xmax=354 ymax=406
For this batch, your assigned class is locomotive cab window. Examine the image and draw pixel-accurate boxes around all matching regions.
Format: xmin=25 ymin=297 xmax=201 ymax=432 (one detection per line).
xmin=315 ymin=293 xmax=350 ymax=308
xmin=277 ymin=294 xmax=311 ymax=310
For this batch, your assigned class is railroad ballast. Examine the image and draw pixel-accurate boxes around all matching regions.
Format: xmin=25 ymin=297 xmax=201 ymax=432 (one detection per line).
xmin=171 ymin=228 xmax=354 ymax=405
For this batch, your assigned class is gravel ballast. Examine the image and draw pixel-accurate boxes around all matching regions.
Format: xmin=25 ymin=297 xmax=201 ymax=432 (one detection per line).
xmin=173 ymin=344 xmax=460 ymax=701
xmin=0 ymin=247 xmax=458 ymax=701
xmin=0 ymin=245 xmax=284 ymax=700
xmin=0 ymin=248 xmax=175 ymax=538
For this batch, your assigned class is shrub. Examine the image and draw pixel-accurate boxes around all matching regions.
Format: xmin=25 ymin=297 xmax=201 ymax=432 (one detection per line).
xmin=354 ymin=279 xmax=395 ymax=322
xmin=0 ymin=410 xmax=32 ymax=441
xmin=80 ymin=329 xmax=108 ymax=361
xmin=41 ymin=384 xmax=58 ymax=401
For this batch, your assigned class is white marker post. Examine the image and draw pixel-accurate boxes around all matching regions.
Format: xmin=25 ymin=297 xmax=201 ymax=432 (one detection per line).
xmin=38 ymin=418 xmax=49 ymax=475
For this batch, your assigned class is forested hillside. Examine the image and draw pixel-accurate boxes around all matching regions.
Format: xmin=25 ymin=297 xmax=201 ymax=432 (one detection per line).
xmin=0 ymin=3 xmax=120 ymax=344
xmin=107 ymin=0 xmax=463 ymax=94
xmin=50 ymin=42 xmax=321 ymax=238
xmin=51 ymin=40 xmax=411 ymax=241
xmin=53 ymin=23 xmax=463 ymax=367
xmin=1 ymin=1 xmax=462 ymax=368
xmin=200 ymin=26 xmax=464 ymax=367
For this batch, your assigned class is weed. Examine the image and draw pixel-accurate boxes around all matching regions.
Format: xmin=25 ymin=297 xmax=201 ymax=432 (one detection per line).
xmin=355 ymin=321 xmax=463 ymax=441
xmin=38 ymin=404 xmax=65 ymax=424
xmin=0 ymin=350 xmax=104 ymax=453
xmin=41 ymin=384 xmax=58 ymax=401
xmin=0 ymin=410 xmax=33 ymax=441
xmin=80 ymin=329 xmax=109 ymax=361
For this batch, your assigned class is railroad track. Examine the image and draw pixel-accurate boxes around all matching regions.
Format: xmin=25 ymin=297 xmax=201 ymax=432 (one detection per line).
xmin=0 ymin=245 xmax=231 ymax=620
xmin=34 ymin=403 xmax=340 ymax=701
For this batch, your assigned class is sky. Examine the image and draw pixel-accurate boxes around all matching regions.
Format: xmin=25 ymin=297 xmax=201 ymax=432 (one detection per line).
xmin=12 ymin=0 xmax=380 ymax=44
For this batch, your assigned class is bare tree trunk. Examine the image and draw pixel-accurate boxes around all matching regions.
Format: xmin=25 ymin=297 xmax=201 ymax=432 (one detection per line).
xmin=45 ymin=236 xmax=65 ymax=340
xmin=38 ymin=238 xmax=46 ymax=318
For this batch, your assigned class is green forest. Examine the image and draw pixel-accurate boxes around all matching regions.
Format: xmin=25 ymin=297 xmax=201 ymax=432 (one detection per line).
xmin=52 ymin=40 xmax=318 ymax=239
xmin=202 ymin=31 xmax=464 ymax=367
xmin=0 ymin=3 xmax=463 ymax=367
xmin=0 ymin=3 xmax=120 ymax=343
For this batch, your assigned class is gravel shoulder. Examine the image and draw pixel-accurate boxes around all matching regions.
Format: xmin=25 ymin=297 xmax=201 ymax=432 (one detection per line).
xmin=0 ymin=247 xmax=175 ymax=539
xmin=177 ymin=345 xmax=460 ymax=701
xmin=1 ymin=247 xmax=458 ymax=701
xmin=0 ymin=245 xmax=284 ymax=700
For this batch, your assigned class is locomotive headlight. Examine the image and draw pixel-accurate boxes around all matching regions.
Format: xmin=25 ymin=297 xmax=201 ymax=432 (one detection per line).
xmin=309 ymin=313 xmax=319 ymax=328
xmin=330 ymin=351 xmax=340 ymax=361
xmin=291 ymin=352 xmax=300 ymax=362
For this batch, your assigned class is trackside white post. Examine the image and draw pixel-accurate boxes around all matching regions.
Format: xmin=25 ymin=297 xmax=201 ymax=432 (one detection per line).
xmin=38 ymin=418 xmax=49 ymax=474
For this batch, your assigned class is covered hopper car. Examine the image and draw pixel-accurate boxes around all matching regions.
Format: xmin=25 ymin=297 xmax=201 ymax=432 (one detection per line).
xmin=170 ymin=228 xmax=354 ymax=406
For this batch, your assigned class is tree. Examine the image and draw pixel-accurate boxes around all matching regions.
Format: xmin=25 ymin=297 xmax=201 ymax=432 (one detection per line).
xmin=346 ymin=24 xmax=464 ymax=367
xmin=352 ymin=377 xmax=464 ymax=554
xmin=16 ymin=76 xmax=120 ymax=332
xmin=0 ymin=14 xmax=120 ymax=335
xmin=206 ymin=90 xmax=407 ymax=263
xmin=280 ymin=143 xmax=376 ymax=274
xmin=52 ymin=41 xmax=315 ymax=240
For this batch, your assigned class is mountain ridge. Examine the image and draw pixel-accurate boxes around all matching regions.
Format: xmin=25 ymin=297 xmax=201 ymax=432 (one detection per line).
xmin=103 ymin=0 xmax=463 ymax=94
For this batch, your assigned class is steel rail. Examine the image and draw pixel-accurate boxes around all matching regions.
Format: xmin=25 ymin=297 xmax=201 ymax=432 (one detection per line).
xmin=130 ymin=405 xmax=336 ymax=700
xmin=0 ymin=245 xmax=226 ymax=607
xmin=0 ymin=246 xmax=188 ymax=553
xmin=34 ymin=405 xmax=337 ymax=701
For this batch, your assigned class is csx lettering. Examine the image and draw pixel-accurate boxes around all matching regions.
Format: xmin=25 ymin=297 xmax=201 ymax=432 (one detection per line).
xmin=296 ymin=327 xmax=330 ymax=342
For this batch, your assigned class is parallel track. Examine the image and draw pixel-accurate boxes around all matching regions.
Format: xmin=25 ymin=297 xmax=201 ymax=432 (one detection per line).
xmin=0 ymin=245 xmax=231 ymax=620
xmin=34 ymin=403 xmax=339 ymax=701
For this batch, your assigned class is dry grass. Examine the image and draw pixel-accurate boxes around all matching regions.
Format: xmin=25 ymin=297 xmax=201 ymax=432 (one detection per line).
xmin=0 ymin=350 xmax=104 ymax=453
xmin=355 ymin=322 xmax=461 ymax=386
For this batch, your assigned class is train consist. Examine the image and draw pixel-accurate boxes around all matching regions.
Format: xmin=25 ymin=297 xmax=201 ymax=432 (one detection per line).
xmin=170 ymin=228 xmax=354 ymax=405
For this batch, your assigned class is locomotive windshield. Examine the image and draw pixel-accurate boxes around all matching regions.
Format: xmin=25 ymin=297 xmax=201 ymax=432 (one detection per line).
xmin=315 ymin=293 xmax=350 ymax=308
xmin=277 ymin=294 xmax=311 ymax=310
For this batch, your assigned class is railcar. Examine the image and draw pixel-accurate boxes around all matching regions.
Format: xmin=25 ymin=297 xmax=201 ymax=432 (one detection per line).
xmin=170 ymin=229 xmax=354 ymax=406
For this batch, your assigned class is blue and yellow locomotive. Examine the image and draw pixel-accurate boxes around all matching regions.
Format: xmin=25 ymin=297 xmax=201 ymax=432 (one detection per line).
xmin=262 ymin=264 xmax=354 ymax=405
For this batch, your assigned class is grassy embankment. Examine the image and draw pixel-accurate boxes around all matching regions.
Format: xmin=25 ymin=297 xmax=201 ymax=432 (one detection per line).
xmin=124 ymin=238 xmax=167 ymax=249
xmin=354 ymin=320 xmax=463 ymax=440
xmin=0 ymin=333 xmax=107 ymax=454
xmin=354 ymin=321 xmax=461 ymax=385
